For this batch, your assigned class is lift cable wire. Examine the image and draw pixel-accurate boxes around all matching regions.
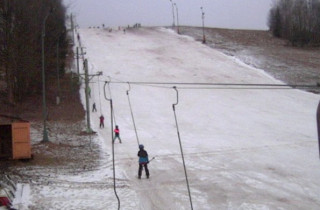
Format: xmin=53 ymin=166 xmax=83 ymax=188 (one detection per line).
xmin=176 ymin=87 xmax=294 ymax=90
xmin=107 ymin=76 xmax=171 ymax=89
xmin=126 ymin=82 xmax=140 ymax=146
xmin=107 ymin=81 xmax=320 ymax=90
xmin=172 ymin=86 xmax=194 ymax=210
xmin=107 ymin=76 xmax=117 ymax=126
xmin=133 ymin=83 xmax=172 ymax=89
xmin=98 ymin=75 xmax=102 ymax=113
xmin=104 ymin=76 xmax=309 ymax=90
xmin=103 ymin=81 xmax=121 ymax=210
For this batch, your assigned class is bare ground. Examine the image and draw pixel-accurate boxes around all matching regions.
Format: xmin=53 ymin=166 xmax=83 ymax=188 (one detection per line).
xmin=0 ymin=72 xmax=101 ymax=184
xmin=179 ymin=26 xmax=320 ymax=93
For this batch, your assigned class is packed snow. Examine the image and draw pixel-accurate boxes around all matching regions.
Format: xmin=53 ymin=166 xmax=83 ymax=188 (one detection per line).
xmin=13 ymin=27 xmax=320 ymax=209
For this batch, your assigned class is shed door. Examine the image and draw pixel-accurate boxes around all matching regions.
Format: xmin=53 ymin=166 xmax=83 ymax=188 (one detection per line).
xmin=12 ymin=122 xmax=31 ymax=159
xmin=0 ymin=124 xmax=12 ymax=158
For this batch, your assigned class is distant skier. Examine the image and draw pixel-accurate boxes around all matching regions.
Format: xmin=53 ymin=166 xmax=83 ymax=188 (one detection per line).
xmin=138 ymin=144 xmax=149 ymax=179
xmin=92 ymin=102 xmax=97 ymax=112
xmin=99 ymin=115 xmax=104 ymax=128
xmin=113 ymin=125 xmax=122 ymax=143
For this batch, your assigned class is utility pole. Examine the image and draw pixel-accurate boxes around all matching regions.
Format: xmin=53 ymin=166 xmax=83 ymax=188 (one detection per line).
xmin=317 ymin=101 xmax=320 ymax=159
xmin=76 ymin=47 xmax=86 ymax=73
xmin=170 ymin=0 xmax=175 ymax=27
xmin=84 ymin=59 xmax=90 ymax=132
xmin=79 ymin=59 xmax=103 ymax=133
xmin=55 ymin=29 xmax=65 ymax=105
xmin=42 ymin=18 xmax=49 ymax=142
xmin=174 ymin=3 xmax=180 ymax=34
xmin=76 ymin=47 xmax=79 ymax=75
xmin=201 ymin=7 xmax=206 ymax=44
xmin=70 ymin=13 xmax=75 ymax=44
xmin=76 ymin=47 xmax=86 ymax=83
xmin=56 ymin=41 xmax=60 ymax=105
xmin=41 ymin=8 xmax=55 ymax=142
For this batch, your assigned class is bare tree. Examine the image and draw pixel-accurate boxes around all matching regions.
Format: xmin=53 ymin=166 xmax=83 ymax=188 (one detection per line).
xmin=0 ymin=0 xmax=68 ymax=104
xmin=269 ymin=0 xmax=320 ymax=46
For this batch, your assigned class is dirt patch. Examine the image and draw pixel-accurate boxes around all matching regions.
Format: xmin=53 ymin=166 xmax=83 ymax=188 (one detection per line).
xmin=0 ymin=71 xmax=101 ymax=183
xmin=179 ymin=27 xmax=320 ymax=93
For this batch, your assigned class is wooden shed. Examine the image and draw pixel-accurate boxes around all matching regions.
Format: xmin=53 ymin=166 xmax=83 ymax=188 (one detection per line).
xmin=0 ymin=116 xmax=31 ymax=160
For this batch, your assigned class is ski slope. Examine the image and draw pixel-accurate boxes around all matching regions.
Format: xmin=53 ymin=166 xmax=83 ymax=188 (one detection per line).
xmin=79 ymin=27 xmax=320 ymax=209
xmin=14 ymin=27 xmax=320 ymax=209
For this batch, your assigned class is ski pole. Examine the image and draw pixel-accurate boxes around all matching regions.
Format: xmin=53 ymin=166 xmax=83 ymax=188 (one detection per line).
xmin=148 ymin=157 xmax=155 ymax=163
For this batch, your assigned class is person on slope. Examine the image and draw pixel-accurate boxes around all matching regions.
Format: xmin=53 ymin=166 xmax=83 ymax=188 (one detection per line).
xmin=113 ymin=125 xmax=122 ymax=143
xmin=99 ymin=115 xmax=104 ymax=128
xmin=137 ymin=144 xmax=150 ymax=179
xmin=92 ymin=102 xmax=97 ymax=112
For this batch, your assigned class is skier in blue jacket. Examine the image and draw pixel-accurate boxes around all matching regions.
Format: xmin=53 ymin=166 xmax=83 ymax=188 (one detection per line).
xmin=137 ymin=144 xmax=149 ymax=179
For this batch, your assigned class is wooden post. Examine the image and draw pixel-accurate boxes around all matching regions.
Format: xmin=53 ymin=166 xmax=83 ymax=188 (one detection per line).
xmin=317 ymin=101 xmax=320 ymax=159
xmin=84 ymin=59 xmax=91 ymax=133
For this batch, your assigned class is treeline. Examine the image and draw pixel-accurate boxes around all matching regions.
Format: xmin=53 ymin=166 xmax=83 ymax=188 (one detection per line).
xmin=0 ymin=0 xmax=68 ymax=104
xmin=268 ymin=0 xmax=320 ymax=46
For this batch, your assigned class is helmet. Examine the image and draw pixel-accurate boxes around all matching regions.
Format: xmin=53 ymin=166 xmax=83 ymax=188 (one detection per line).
xmin=139 ymin=144 xmax=144 ymax=149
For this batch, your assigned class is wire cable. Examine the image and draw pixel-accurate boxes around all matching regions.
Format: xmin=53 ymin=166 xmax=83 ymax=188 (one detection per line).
xmin=107 ymin=77 xmax=117 ymax=126
xmin=172 ymin=86 xmax=194 ymax=210
xmin=107 ymin=81 xmax=320 ymax=90
xmin=126 ymin=82 xmax=140 ymax=146
xmin=133 ymin=83 xmax=172 ymax=89
xmin=177 ymin=87 xmax=294 ymax=90
xmin=103 ymin=82 xmax=121 ymax=210
xmin=98 ymin=76 xmax=102 ymax=113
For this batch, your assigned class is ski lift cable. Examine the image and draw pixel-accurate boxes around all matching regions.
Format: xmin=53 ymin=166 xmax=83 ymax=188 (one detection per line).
xmin=123 ymin=83 xmax=312 ymax=90
xmin=102 ymin=76 xmax=312 ymax=90
xmin=98 ymin=75 xmax=102 ymax=113
xmin=172 ymin=86 xmax=194 ymax=210
xmin=317 ymin=101 xmax=320 ymax=159
xmin=126 ymin=82 xmax=140 ymax=146
xmin=103 ymin=82 xmax=121 ymax=210
xmin=132 ymin=83 xmax=172 ymax=89
xmin=104 ymin=76 xmax=319 ymax=90
xmin=106 ymin=76 xmax=171 ymax=89
xmin=116 ymin=76 xmax=171 ymax=89
xmin=107 ymin=81 xmax=320 ymax=89
xmin=177 ymin=87 xmax=294 ymax=90
xmin=107 ymin=76 xmax=117 ymax=126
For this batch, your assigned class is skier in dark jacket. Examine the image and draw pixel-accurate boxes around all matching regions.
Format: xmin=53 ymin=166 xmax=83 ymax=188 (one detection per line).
xmin=113 ymin=125 xmax=122 ymax=143
xmin=92 ymin=102 xmax=97 ymax=112
xmin=138 ymin=144 xmax=149 ymax=179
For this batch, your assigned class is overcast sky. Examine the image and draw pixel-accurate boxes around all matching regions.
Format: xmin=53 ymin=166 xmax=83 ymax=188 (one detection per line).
xmin=63 ymin=0 xmax=273 ymax=30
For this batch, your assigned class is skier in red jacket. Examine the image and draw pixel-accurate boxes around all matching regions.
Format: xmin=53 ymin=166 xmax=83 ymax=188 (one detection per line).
xmin=113 ymin=125 xmax=122 ymax=143
xmin=99 ymin=115 xmax=104 ymax=128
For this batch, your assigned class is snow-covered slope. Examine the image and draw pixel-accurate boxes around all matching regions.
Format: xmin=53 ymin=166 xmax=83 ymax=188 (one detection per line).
xmin=15 ymin=27 xmax=320 ymax=209
xmin=81 ymin=27 xmax=320 ymax=209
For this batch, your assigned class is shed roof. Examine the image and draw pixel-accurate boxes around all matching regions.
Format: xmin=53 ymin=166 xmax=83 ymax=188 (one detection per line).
xmin=0 ymin=114 xmax=28 ymax=125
